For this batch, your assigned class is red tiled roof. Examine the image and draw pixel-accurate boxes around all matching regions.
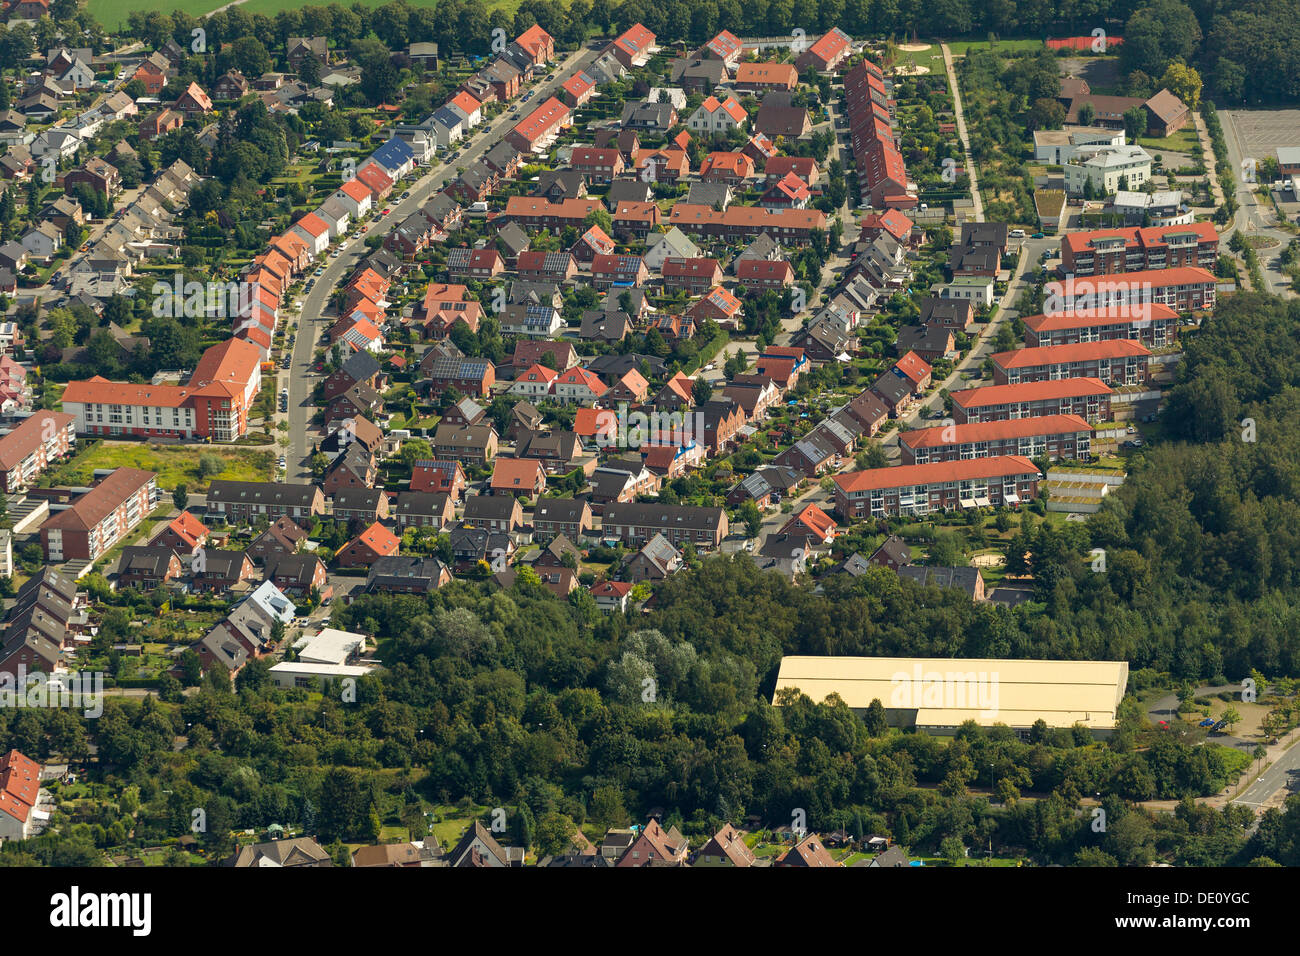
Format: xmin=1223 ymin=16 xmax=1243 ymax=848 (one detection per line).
xmin=512 ymin=96 xmax=570 ymax=144
xmin=950 ymin=378 xmax=1114 ymax=407
xmin=894 ymin=350 xmax=932 ymax=386
xmin=900 ymin=414 xmax=1092 ymax=449
xmin=993 ymin=340 xmax=1151 ymax=368
xmin=349 ymin=522 xmax=400 ymax=557
xmin=1022 ymin=302 xmax=1178 ymax=332
xmin=166 ymin=510 xmax=209 ymax=549
xmin=1046 ymin=266 xmax=1217 ymax=297
xmin=834 ymin=455 xmax=1041 ymax=493
xmin=783 ymin=503 xmax=836 ymax=539
xmin=491 ymin=456 xmax=545 ymax=490
xmin=1061 ymin=222 xmax=1217 ymax=255
xmin=554 ymin=367 xmax=607 ymax=393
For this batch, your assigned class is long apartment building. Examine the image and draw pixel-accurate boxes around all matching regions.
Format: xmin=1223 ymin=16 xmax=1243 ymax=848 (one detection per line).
xmin=949 ymin=378 xmax=1114 ymax=424
xmin=844 ymin=59 xmax=914 ymax=209
xmin=1022 ymin=302 xmax=1179 ymax=348
xmin=1060 ymin=222 xmax=1218 ymax=277
xmin=833 ymin=456 xmax=1042 ymax=519
xmin=898 ymin=414 xmax=1093 ymax=465
xmin=1045 ymin=266 xmax=1216 ymax=313
xmin=40 ymin=467 xmax=158 ymax=562
xmin=59 ymin=338 xmax=262 ymax=442
xmin=0 ymin=411 xmax=76 ymax=493
xmin=991 ymin=340 xmax=1151 ymax=387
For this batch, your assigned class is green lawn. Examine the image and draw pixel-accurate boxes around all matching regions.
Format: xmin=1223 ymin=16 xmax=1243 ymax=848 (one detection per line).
xmin=1139 ymin=128 xmax=1201 ymax=155
xmin=945 ymin=38 xmax=1045 ymax=57
xmin=45 ymin=441 xmax=273 ymax=491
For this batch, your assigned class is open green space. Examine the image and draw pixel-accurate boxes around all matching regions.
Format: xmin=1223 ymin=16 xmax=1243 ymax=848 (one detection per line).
xmin=44 ymin=440 xmax=274 ymax=491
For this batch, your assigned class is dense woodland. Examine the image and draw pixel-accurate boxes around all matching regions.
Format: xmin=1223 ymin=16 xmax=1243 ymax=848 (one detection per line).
xmin=1 ymin=0 xmax=1299 ymax=866
xmin=2 ymin=292 xmax=1300 ymax=866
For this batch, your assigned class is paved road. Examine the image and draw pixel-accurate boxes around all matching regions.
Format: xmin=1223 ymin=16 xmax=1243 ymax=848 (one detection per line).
xmin=1217 ymin=110 xmax=1294 ymax=295
xmin=1233 ymin=729 xmax=1300 ymax=809
xmin=283 ymin=46 xmax=599 ymax=479
xmin=940 ymin=43 xmax=984 ymax=223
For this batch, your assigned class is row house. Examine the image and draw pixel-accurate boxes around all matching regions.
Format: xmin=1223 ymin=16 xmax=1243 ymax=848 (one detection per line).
xmin=409 ymin=459 xmax=467 ymax=499
xmin=949 ymin=378 xmax=1115 ymax=424
xmin=898 ymin=414 xmax=1094 ymax=465
xmin=517 ymin=249 xmax=578 ymax=282
xmin=431 ymin=423 xmax=498 ymax=465
xmin=660 ymin=257 xmax=723 ymax=295
xmin=507 ymin=97 xmax=571 ymax=154
xmin=734 ymin=62 xmax=799 ymax=92
xmin=601 ymin=502 xmax=728 ymax=550
xmin=503 ymin=196 xmax=604 ymax=232
xmin=699 ymin=151 xmax=755 ymax=186
xmin=569 ymin=147 xmax=625 ymax=182
xmin=736 ymin=258 xmax=795 ymax=290
xmin=392 ymin=492 xmax=456 ymax=531
xmin=424 ymin=356 xmax=495 ymax=397
xmin=612 ymin=201 xmax=661 ymax=240
xmin=991 ymin=340 xmax=1151 ymax=387
xmin=331 ymin=487 xmax=389 ymax=525
xmin=445 ymin=247 xmax=505 ymax=280
xmin=205 ymin=481 xmax=325 ymax=526
xmin=590 ymin=254 xmax=649 ymax=289
xmin=668 ymin=204 xmax=827 ymax=246
xmin=833 ymin=456 xmax=1043 ymax=520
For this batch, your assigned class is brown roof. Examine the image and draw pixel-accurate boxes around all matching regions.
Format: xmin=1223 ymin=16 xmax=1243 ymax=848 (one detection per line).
xmin=0 ymin=411 xmax=72 ymax=470
xmin=41 ymin=467 xmax=154 ymax=532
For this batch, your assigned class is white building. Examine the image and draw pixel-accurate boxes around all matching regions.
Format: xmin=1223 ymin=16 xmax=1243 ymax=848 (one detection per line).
xmin=1112 ymin=189 xmax=1192 ymax=226
xmin=1032 ymin=126 xmax=1125 ymax=165
xmin=686 ymin=95 xmax=747 ymax=134
xmin=292 ymin=627 xmax=366 ymax=666
xmin=269 ymin=661 xmax=376 ymax=690
xmin=642 ymin=227 xmax=700 ymax=271
xmin=1065 ymin=144 xmax=1152 ymax=197
xmin=938 ymin=276 xmax=994 ymax=306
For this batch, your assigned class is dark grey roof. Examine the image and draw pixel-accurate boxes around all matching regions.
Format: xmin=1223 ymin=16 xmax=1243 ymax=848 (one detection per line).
xmin=603 ymin=502 xmax=725 ymax=531
xmin=898 ymin=565 xmax=982 ymax=597
xmin=462 ymin=494 xmax=519 ymax=521
xmin=207 ymin=480 xmax=319 ymax=507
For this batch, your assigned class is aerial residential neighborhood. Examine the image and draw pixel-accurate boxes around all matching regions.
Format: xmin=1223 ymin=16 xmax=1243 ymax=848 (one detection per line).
xmin=0 ymin=0 xmax=1294 ymax=900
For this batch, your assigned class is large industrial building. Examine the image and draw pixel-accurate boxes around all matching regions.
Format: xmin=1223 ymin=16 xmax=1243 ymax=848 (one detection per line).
xmin=773 ymin=656 xmax=1130 ymax=737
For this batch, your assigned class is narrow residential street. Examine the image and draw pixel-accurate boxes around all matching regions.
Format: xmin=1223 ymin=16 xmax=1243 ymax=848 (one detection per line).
xmin=283 ymin=45 xmax=599 ymax=478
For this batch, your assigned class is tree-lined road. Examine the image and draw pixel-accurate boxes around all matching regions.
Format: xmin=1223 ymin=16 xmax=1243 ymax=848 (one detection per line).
xmin=281 ymin=45 xmax=600 ymax=479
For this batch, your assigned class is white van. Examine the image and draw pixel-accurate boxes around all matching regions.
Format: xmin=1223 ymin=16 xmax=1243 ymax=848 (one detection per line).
xmin=469 ymin=201 xmax=489 ymax=213
xmin=1009 ymin=228 xmax=1026 ymax=238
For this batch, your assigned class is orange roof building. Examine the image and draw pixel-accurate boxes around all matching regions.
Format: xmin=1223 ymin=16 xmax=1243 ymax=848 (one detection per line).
xmin=60 ymin=338 xmax=262 ymax=442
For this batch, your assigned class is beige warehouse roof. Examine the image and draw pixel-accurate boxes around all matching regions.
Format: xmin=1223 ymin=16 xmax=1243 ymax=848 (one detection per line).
xmin=774 ymin=656 xmax=1128 ymax=730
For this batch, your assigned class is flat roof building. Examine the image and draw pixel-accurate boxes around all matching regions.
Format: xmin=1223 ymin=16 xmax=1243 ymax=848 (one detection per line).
xmin=774 ymin=655 xmax=1129 ymax=736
